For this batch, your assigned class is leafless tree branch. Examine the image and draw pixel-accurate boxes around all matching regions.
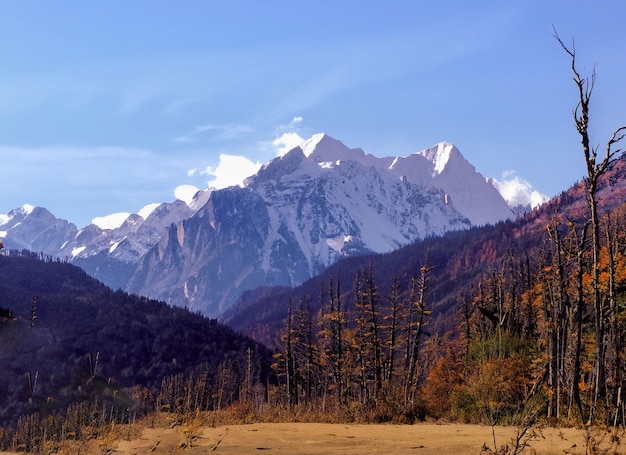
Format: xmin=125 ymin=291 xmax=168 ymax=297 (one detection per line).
xmin=554 ymin=25 xmax=625 ymax=418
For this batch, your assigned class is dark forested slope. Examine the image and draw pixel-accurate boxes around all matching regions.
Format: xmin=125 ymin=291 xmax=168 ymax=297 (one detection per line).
xmin=0 ymin=251 xmax=272 ymax=428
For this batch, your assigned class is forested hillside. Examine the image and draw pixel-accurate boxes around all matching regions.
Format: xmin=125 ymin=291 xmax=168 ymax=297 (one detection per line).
xmin=225 ymin=153 xmax=626 ymax=344
xmin=0 ymin=251 xmax=272 ymax=430
xmin=222 ymin=152 xmax=626 ymax=426
xmin=2 ymin=146 xmax=626 ymax=454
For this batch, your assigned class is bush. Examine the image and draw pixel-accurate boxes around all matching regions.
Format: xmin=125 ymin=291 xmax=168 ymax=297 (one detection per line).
xmin=450 ymin=385 xmax=480 ymax=423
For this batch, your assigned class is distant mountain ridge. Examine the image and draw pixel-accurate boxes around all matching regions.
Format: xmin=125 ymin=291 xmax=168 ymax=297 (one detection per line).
xmin=1 ymin=135 xmax=515 ymax=317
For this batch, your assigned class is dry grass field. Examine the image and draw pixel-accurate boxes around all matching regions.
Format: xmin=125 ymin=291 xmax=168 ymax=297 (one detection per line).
xmin=1 ymin=420 xmax=617 ymax=454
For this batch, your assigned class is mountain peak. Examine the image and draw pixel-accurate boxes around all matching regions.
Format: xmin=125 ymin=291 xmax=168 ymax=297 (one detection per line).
xmin=420 ymin=141 xmax=460 ymax=175
xmin=305 ymin=134 xmax=380 ymax=168
xmin=1 ymin=204 xmax=35 ymax=225
xmin=249 ymin=146 xmax=307 ymax=184
xmin=301 ymin=133 xmax=327 ymax=157
xmin=21 ymin=203 xmax=35 ymax=215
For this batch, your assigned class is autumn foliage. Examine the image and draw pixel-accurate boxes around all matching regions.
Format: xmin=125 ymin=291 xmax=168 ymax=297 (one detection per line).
xmin=265 ymin=196 xmax=626 ymax=427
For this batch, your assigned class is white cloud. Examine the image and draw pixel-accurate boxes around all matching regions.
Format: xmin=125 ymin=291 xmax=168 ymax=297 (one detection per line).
xmin=175 ymin=184 xmax=201 ymax=205
xmin=491 ymin=172 xmax=549 ymax=209
xmin=291 ymin=116 xmax=303 ymax=124
xmin=272 ymin=132 xmax=305 ymax=156
xmin=92 ymin=212 xmax=130 ymax=230
xmin=199 ymin=154 xmax=262 ymax=189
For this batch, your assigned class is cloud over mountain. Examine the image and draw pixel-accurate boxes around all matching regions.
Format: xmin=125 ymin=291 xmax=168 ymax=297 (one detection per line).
xmin=490 ymin=171 xmax=548 ymax=210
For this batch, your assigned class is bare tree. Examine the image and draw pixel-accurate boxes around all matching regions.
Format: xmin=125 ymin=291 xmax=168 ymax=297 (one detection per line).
xmin=554 ymin=26 xmax=626 ymax=420
xmin=318 ymin=277 xmax=346 ymax=404
xmin=404 ymin=264 xmax=432 ymax=403
xmin=384 ymin=276 xmax=402 ymax=386
xmin=569 ymin=219 xmax=589 ymax=421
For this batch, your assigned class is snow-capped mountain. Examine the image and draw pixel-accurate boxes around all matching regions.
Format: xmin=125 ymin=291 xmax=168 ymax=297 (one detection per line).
xmin=0 ymin=199 xmax=198 ymax=289
xmin=0 ymin=204 xmax=78 ymax=253
xmin=67 ymin=199 xmax=197 ymax=289
xmin=127 ymin=135 xmax=513 ymax=316
xmin=1 ymin=135 xmax=515 ymax=317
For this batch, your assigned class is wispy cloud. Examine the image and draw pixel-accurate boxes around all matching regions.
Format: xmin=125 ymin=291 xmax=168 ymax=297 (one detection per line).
xmin=172 ymin=134 xmax=195 ymax=144
xmin=250 ymin=116 xmax=308 ymax=156
xmin=275 ymin=116 xmax=304 ymax=132
xmin=173 ymin=123 xmax=254 ymax=143
xmin=266 ymin=66 xmax=350 ymax=120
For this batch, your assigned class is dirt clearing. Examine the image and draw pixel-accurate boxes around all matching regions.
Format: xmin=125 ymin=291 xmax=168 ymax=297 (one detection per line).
xmin=106 ymin=422 xmax=619 ymax=454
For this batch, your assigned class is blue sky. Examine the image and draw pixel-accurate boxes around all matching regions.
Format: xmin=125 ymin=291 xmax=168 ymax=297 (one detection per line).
xmin=1 ymin=1 xmax=625 ymax=227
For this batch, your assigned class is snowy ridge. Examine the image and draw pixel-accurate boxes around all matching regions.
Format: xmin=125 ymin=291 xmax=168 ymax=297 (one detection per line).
xmin=127 ymin=135 xmax=514 ymax=316
xmin=1 ymin=134 xmax=517 ymax=317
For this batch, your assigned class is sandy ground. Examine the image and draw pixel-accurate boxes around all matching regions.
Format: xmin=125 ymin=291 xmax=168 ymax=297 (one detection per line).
xmin=107 ymin=422 xmax=620 ymax=455
xmin=1 ymin=421 xmax=622 ymax=454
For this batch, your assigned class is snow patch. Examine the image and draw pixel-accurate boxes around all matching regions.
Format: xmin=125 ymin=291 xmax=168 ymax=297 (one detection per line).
xmin=318 ymin=161 xmax=338 ymax=169
xmin=109 ymin=239 xmax=123 ymax=253
xmin=326 ymin=235 xmax=354 ymax=253
xmin=0 ymin=231 xmax=7 ymax=238
xmin=71 ymin=246 xmax=86 ymax=257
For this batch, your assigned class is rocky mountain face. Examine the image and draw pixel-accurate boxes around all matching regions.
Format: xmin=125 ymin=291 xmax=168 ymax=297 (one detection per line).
xmin=127 ymin=135 xmax=513 ymax=315
xmin=0 ymin=205 xmax=77 ymax=254
xmin=1 ymin=135 xmax=514 ymax=317
xmin=68 ymin=200 xmax=196 ymax=289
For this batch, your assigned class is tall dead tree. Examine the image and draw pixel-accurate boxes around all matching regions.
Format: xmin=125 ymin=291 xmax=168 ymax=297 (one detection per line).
xmin=554 ymin=28 xmax=626 ymax=420
xmin=404 ymin=264 xmax=432 ymax=403
xmin=569 ymin=219 xmax=589 ymax=421
xmin=384 ymin=276 xmax=402 ymax=385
